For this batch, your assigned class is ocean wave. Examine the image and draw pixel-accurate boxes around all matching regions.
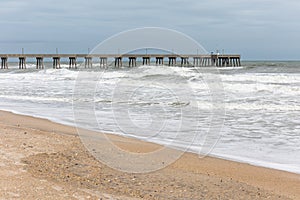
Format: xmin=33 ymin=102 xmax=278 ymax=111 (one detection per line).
xmin=0 ymin=63 xmax=299 ymax=175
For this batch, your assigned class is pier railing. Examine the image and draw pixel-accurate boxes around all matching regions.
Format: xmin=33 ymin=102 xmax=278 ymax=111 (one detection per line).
xmin=0 ymin=54 xmax=241 ymax=69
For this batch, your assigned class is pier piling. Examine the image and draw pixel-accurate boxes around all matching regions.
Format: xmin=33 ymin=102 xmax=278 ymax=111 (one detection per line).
xmin=36 ymin=57 xmax=44 ymax=69
xmin=168 ymin=57 xmax=176 ymax=66
xmin=53 ymin=57 xmax=61 ymax=69
xmin=114 ymin=57 xmax=122 ymax=68
xmin=1 ymin=57 xmax=8 ymax=69
xmin=181 ymin=57 xmax=189 ymax=67
xmin=85 ymin=57 xmax=92 ymax=68
xmin=193 ymin=57 xmax=200 ymax=67
xmin=142 ymin=57 xmax=150 ymax=65
xmin=129 ymin=57 xmax=137 ymax=67
xmin=156 ymin=57 xmax=164 ymax=65
xmin=19 ymin=57 xmax=26 ymax=69
xmin=69 ymin=57 xmax=77 ymax=69
xmin=100 ymin=57 xmax=108 ymax=68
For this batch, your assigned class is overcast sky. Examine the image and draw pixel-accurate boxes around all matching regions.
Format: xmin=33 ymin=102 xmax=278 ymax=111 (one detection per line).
xmin=0 ymin=0 xmax=299 ymax=60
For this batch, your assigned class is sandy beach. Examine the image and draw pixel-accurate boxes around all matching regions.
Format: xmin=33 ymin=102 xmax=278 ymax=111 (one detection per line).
xmin=0 ymin=110 xmax=299 ymax=199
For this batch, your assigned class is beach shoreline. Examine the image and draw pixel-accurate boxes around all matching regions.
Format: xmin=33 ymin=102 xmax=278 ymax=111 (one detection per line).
xmin=0 ymin=110 xmax=299 ymax=199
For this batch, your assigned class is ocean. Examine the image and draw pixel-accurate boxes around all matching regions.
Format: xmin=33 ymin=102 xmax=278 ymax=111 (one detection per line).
xmin=0 ymin=61 xmax=299 ymax=174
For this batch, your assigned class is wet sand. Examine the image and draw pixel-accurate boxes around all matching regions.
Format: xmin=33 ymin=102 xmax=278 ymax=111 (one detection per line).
xmin=0 ymin=110 xmax=299 ymax=199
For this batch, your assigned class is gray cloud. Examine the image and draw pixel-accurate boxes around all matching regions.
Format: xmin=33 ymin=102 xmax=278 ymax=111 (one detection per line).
xmin=0 ymin=0 xmax=299 ymax=59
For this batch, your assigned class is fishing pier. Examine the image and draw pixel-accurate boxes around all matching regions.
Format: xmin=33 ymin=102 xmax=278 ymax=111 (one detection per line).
xmin=0 ymin=54 xmax=241 ymax=69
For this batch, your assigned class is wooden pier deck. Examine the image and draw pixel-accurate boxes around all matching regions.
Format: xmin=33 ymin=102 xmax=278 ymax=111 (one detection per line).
xmin=0 ymin=54 xmax=241 ymax=69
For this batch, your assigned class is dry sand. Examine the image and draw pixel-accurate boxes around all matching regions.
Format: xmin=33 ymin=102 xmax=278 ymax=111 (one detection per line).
xmin=0 ymin=110 xmax=299 ymax=199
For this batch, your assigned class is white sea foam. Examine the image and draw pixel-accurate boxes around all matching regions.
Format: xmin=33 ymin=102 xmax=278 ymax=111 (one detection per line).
xmin=0 ymin=63 xmax=299 ymax=174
